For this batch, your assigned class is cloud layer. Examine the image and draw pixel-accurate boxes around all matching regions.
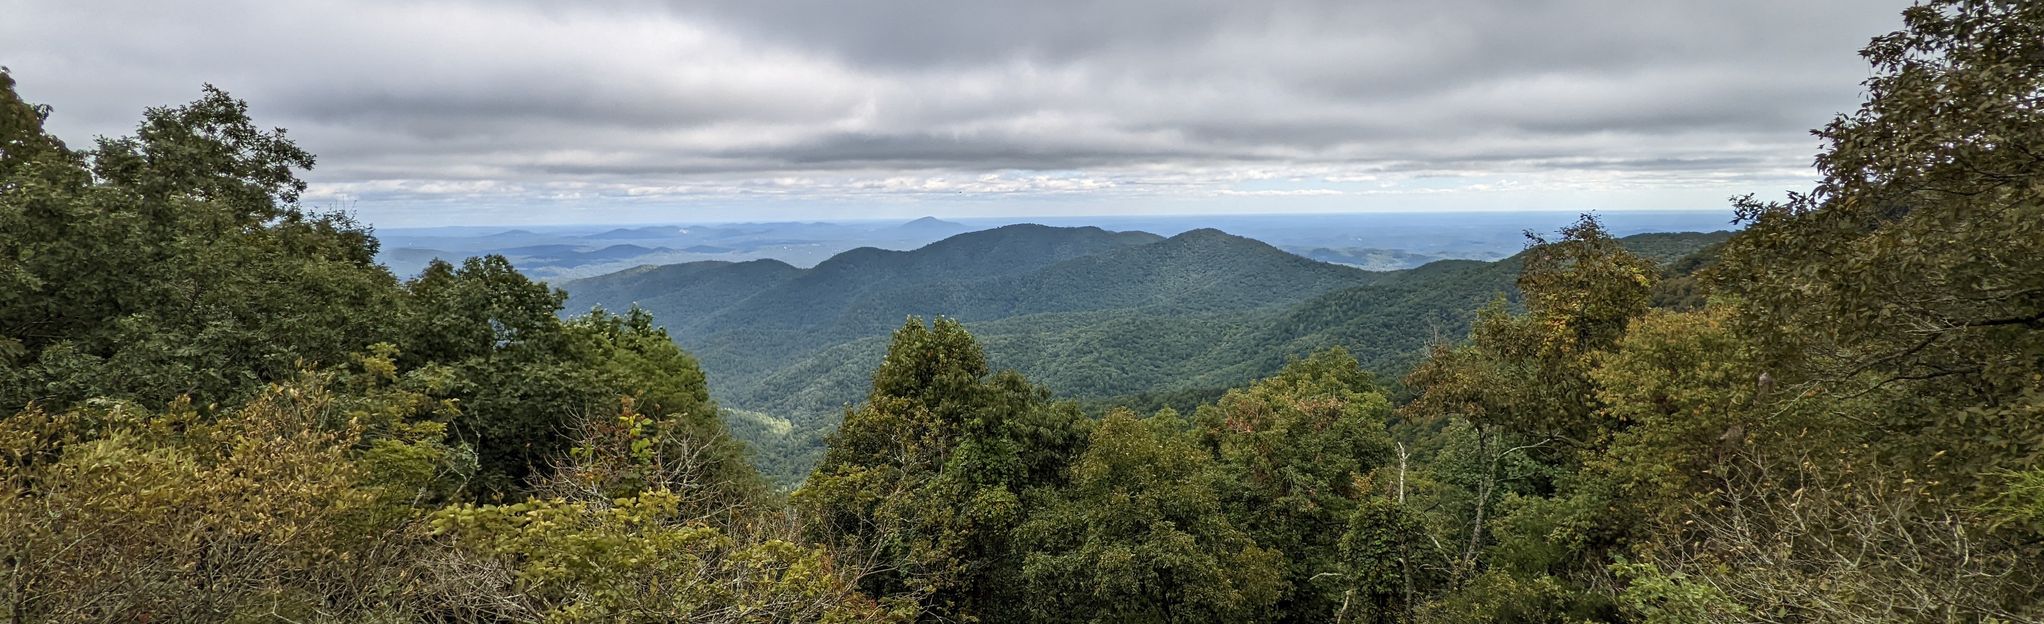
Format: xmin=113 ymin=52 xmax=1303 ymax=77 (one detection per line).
xmin=1 ymin=0 xmax=1911 ymax=224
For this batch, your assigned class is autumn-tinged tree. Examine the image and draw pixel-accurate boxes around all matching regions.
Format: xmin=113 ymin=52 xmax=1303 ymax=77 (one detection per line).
xmin=0 ymin=351 xmax=465 ymax=622
xmin=1611 ymin=2 xmax=2044 ymax=618
xmin=1397 ymin=219 xmax=1660 ymax=592
xmin=1406 ymin=215 xmax=1657 ymax=449
xmin=430 ymin=491 xmax=902 ymax=624
xmin=1714 ymin=0 xmax=2044 ymax=494
xmin=1195 ymin=348 xmax=1395 ymax=621
xmin=428 ymin=397 xmax=897 ymax=624
xmin=1584 ymin=307 xmax=1776 ymax=523
xmin=1393 ymin=216 xmax=1659 ymax=620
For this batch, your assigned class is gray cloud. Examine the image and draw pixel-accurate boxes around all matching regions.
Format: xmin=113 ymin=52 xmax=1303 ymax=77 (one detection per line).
xmin=0 ymin=0 xmax=1910 ymax=224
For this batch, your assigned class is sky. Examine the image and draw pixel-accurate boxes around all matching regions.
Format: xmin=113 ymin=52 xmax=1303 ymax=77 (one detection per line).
xmin=2 ymin=0 xmax=1913 ymax=226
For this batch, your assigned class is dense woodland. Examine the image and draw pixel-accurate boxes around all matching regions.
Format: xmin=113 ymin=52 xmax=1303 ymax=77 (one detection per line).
xmin=3 ymin=1 xmax=2042 ymax=622
xmin=564 ymin=215 xmax=1729 ymax=486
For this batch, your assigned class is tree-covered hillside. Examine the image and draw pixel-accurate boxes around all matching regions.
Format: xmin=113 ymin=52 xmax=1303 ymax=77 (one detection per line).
xmin=4 ymin=2 xmax=2038 ymax=622
xmin=565 ymin=225 xmax=1728 ymax=484
xmin=0 ymin=72 xmax=879 ymax=622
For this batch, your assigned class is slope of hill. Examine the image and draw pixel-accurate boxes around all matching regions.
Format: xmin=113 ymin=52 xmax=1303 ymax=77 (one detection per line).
xmin=561 ymin=225 xmax=1730 ymax=484
xmin=563 ymin=224 xmax=1167 ymax=382
xmin=564 ymin=259 xmax=805 ymax=331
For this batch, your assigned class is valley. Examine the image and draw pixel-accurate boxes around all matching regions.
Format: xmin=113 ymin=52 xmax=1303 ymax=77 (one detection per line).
xmin=561 ymin=223 xmax=1730 ymax=483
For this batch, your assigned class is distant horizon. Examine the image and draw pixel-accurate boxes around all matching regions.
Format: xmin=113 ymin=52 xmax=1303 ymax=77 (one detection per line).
xmin=368 ymin=208 xmax=1742 ymax=280
xmin=366 ymin=207 xmax=1743 ymax=233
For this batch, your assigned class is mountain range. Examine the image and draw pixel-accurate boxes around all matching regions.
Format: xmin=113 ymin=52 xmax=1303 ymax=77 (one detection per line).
xmin=560 ymin=224 xmax=1731 ymax=483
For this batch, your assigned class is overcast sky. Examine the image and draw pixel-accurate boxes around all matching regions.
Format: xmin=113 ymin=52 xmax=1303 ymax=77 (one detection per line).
xmin=3 ymin=0 xmax=1911 ymax=226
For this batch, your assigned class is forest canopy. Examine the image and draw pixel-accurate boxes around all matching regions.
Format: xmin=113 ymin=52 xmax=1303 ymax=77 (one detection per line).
xmin=2 ymin=0 xmax=2042 ymax=621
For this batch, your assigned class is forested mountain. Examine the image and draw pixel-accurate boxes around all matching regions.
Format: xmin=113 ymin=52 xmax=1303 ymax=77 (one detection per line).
xmin=564 ymin=225 xmax=1728 ymax=483
xmin=4 ymin=2 xmax=2040 ymax=623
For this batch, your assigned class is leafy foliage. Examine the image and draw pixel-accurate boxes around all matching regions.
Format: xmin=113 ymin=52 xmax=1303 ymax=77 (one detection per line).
xmin=1382 ymin=4 xmax=2044 ymax=620
xmin=1194 ymin=348 xmax=1396 ymax=621
xmin=795 ymin=317 xmax=1090 ymax=621
xmin=0 ymin=357 xmax=464 ymax=622
xmin=0 ymin=76 xmax=839 ymax=623
xmin=567 ymin=222 xmax=1726 ymax=485
xmin=0 ymin=76 xmax=400 ymax=410
xmin=1016 ymin=409 xmax=1284 ymax=623
xmin=1715 ymin=0 xmax=2044 ymax=497
xmin=7 ymin=1 xmax=2044 ymax=620
xmin=1337 ymin=498 xmax=1437 ymax=624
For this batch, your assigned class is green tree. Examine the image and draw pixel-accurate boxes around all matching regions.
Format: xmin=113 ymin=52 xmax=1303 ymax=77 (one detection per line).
xmin=1604 ymin=3 xmax=2044 ymax=618
xmin=0 ymin=78 xmax=403 ymax=410
xmin=1017 ymin=409 xmax=1283 ymax=623
xmin=1335 ymin=498 xmax=1436 ymax=624
xmin=1714 ymin=0 xmax=2044 ymax=494
xmin=1194 ymin=348 xmax=1395 ymax=621
xmin=0 ymin=74 xmax=837 ymax=622
xmin=1393 ymin=216 xmax=1658 ymax=621
xmin=797 ymin=317 xmax=1089 ymax=621
xmin=393 ymin=255 xmax=759 ymax=499
xmin=1407 ymin=215 xmax=1657 ymax=449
